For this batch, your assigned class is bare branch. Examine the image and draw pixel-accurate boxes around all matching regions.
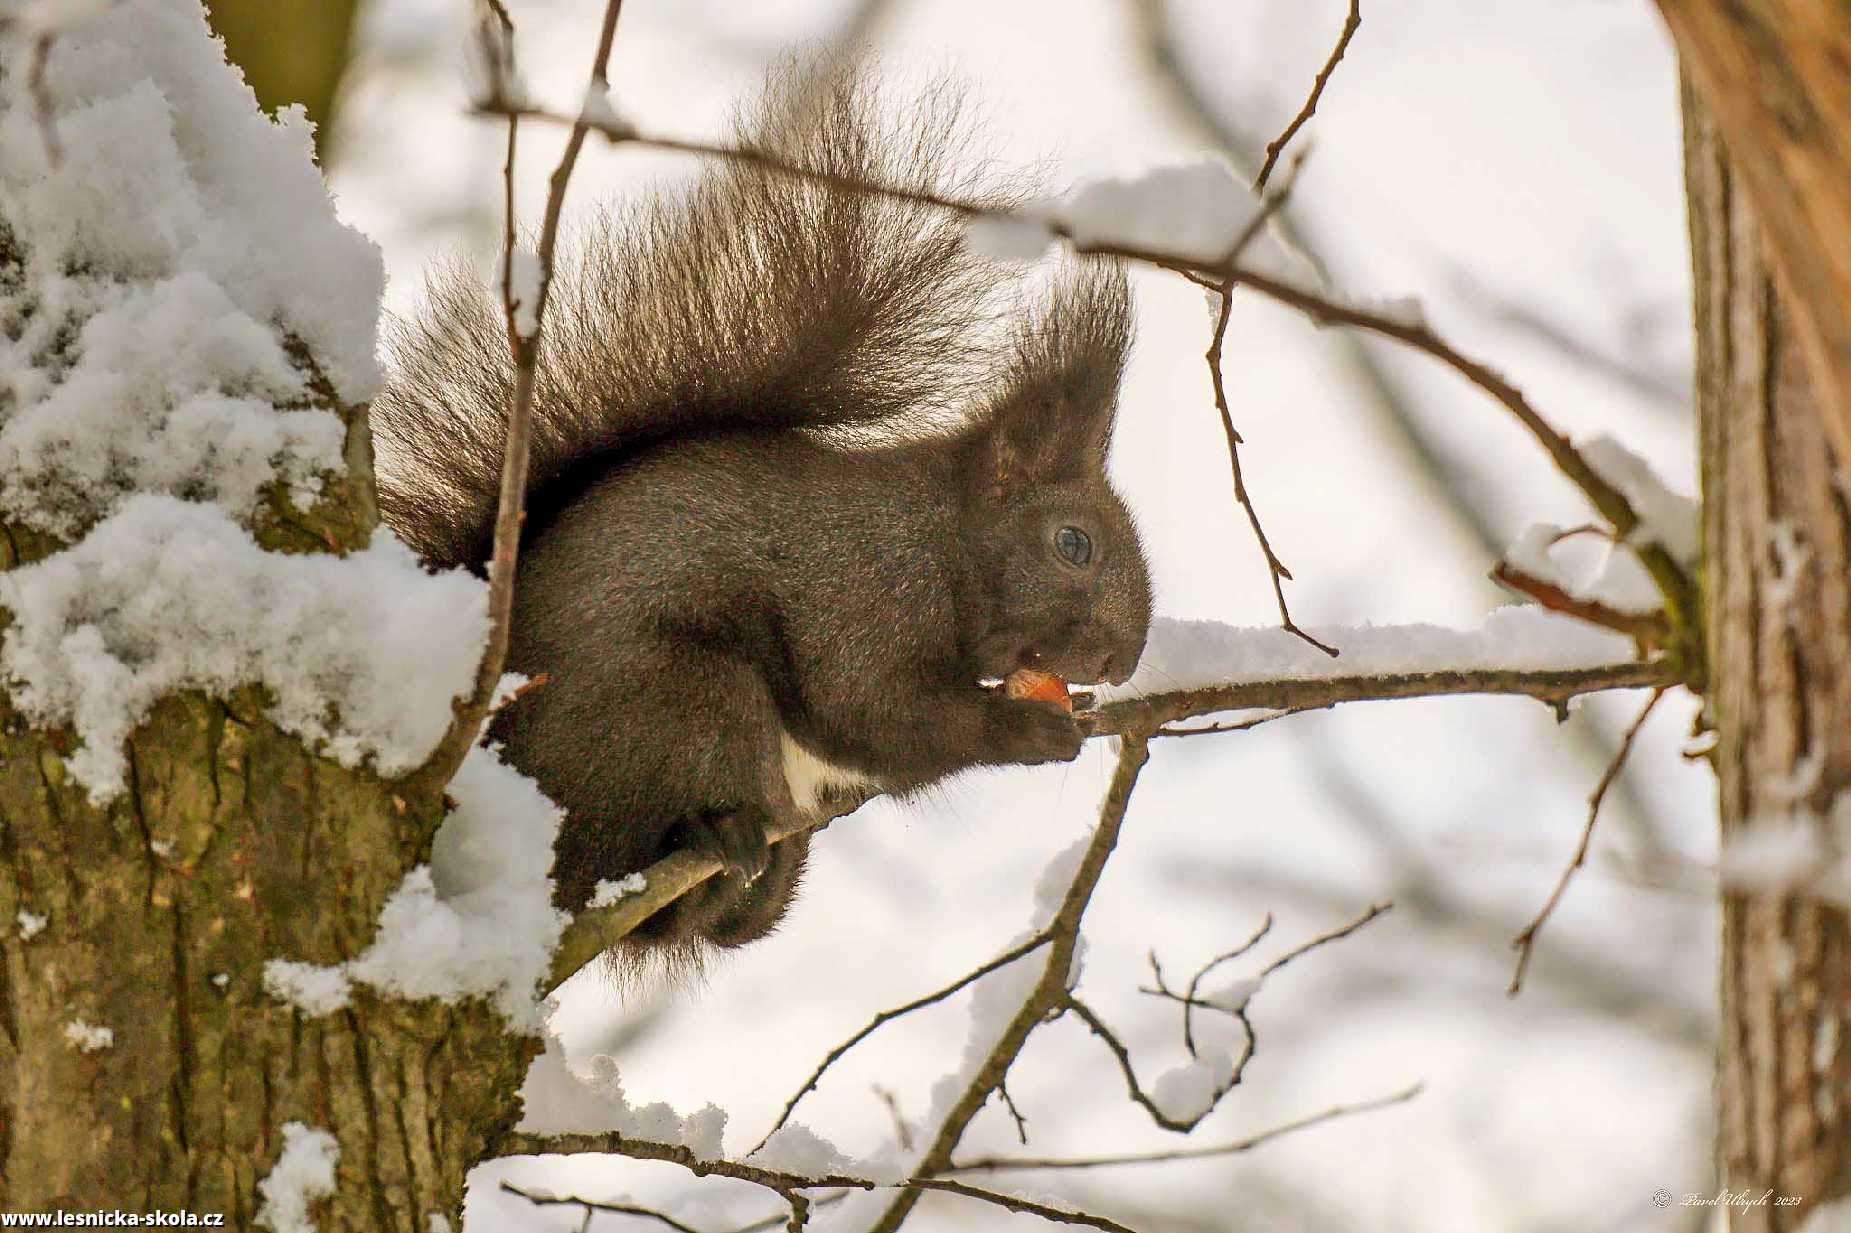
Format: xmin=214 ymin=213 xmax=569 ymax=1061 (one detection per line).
xmin=1200 ymin=156 xmax=1338 ymax=657
xmin=1252 ymin=0 xmax=1361 ymax=191
xmin=501 ymin=1179 xmax=710 ymax=1233
xmin=1258 ymin=900 xmax=1394 ymax=979
xmin=867 ymin=735 xmax=1152 ymax=1232
xmin=1178 ymin=914 xmax=1273 ymax=1055
xmin=1121 ymin=905 xmax=1389 ymax=1126
xmin=872 ymin=1085 xmax=914 ymax=1154
xmin=950 ymin=1083 xmax=1421 ymax=1172
xmin=1490 ymin=560 xmax=1670 ymax=646
xmin=1507 ymin=686 xmax=1666 ymax=994
xmin=1064 ymin=993 xmax=1253 ymax=1133
xmin=995 ymin=1078 xmax=1030 ymax=1145
xmin=750 ymin=928 xmax=1055 ymax=1155
xmin=495 ymin=1132 xmax=1148 ymax=1233
xmin=1221 ymin=266 xmax=1700 ymax=646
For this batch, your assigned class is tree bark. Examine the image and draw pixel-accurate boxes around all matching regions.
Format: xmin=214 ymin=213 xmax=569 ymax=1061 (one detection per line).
xmin=0 ymin=236 xmax=532 ymax=1224
xmin=0 ymin=687 xmax=531 ymax=1225
xmin=1685 ymin=83 xmax=1851 ymax=1228
xmin=1657 ymin=1 xmax=1851 ymax=475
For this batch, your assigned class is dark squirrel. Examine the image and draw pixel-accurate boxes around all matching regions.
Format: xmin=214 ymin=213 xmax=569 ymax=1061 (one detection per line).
xmin=371 ymin=67 xmax=1152 ymax=953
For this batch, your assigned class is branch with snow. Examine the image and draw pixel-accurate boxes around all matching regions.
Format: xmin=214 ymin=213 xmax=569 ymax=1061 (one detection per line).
xmin=751 ymin=929 xmax=1059 ymax=1155
xmin=0 ymin=2 xmax=507 ymax=809
xmin=548 ymin=609 xmax=1676 ymax=988
xmin=510 ymin=737 xmax=1157 ymax=1233
xmin=496 ymin=1136 xmax=1144 ymax=1233
xmin=476 ymin=89 xmax=1703 ymax=682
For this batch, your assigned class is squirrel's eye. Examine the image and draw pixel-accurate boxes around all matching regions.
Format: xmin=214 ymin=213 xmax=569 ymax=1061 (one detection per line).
xmin=1053 ymin=525 xmax=1093 ymax=567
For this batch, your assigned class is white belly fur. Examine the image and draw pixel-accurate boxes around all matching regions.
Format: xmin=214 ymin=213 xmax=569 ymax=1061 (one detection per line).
xmin=779 ymin=730 xmax=880 ymax=814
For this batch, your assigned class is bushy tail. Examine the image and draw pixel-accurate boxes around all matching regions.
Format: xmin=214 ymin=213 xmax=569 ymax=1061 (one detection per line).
xmin=372 ymin=63 xmax=1020 ymax=569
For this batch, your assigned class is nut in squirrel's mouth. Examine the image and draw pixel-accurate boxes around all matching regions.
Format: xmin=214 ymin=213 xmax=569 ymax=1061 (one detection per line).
xmin=981 ymin=666 xmax=1093 ymax=715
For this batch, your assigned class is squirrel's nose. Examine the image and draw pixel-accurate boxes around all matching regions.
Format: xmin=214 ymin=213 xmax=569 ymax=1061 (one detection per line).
xmin=1099 ymin=651 xmax=1134 ymax=686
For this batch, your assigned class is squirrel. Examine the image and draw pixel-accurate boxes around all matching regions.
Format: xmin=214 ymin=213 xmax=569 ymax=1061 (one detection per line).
xmin=370 ymin=65 xmax=1152 ymax=955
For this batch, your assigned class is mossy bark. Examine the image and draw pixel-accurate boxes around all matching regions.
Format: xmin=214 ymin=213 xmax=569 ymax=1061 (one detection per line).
xmin=0 ymin=374 xmax=532 ymax=1225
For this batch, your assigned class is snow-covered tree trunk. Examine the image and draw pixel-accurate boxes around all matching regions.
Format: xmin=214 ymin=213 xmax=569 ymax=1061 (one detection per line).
xmin=1684 ymin=84 xmax=1851 ymax=1227
xmin=0 ymin=7 xmax=539 ymax=1223
xmin=0 ymin=682 xmax=528 ymax=1222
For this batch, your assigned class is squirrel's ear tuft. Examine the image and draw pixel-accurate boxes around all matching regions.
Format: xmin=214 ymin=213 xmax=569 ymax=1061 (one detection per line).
xmin=984 ymin=260 xmax=1133 ymax=489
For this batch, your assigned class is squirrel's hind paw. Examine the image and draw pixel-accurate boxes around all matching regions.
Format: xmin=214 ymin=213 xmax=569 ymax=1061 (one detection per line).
xmin=674 ymin=808 xmax=773 ymax=884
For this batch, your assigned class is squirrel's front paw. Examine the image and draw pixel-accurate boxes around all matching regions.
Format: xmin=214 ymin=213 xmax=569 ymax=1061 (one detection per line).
xmin=993 ymin=699 xmax=1086 ymax=765
xmin=674 ymin=809 xmax=771 ymax=883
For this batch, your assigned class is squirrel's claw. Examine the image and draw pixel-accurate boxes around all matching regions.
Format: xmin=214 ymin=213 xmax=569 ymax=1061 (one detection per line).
xmin=678 ymin=810 xmax=773 ymax=884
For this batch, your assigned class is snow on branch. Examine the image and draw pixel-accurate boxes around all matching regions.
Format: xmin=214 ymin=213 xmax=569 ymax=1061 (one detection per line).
xmin=477 ymin=91 xmax=1703 ymax=680
xmin=256 ymin=1122 xmax=340 ymax=1233
xmin=547 ymin=608 xmax=1673 ymax=988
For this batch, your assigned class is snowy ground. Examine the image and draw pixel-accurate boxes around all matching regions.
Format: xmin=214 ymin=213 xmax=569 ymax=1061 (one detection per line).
xmin=327 ymin=2 xmax=1717 ymax=1230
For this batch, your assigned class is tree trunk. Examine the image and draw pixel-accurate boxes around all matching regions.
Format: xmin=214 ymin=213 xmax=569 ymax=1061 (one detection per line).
xmin=0 ymin=260 xmax=531 ymax=1226
xmin=1656 ymin=1 xmax=1851 ymax=474
xmin=0 ymin=686 xmax=531 ymax=1225
xmin=1685 ymin=83 xmax=1851 ymax=1228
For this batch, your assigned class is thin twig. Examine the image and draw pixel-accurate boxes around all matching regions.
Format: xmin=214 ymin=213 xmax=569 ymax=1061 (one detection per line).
xmin=1179 ymin=151 xmax=1334 ymax=655
xmin=0 ymin=4 xmax=125 ymax=169
xmin=1221 ymin=265 xmax=1698 ymax=642
xmin=501 ymin=1180 xmax=708 ymax=1233
xmin=26 ymin=32 xmax=57 ymax=166
xmin=867 ymin=736 xmax=1153 ymax=1233
xmin=411 ymin=0 xmax=627 ymax=795
xmin=749 ymin=929 xmax=1055 ymax=1154
xmin=1253 ymin=0 xmax=1361 ymax=191
xmin=1141 ymin=904 xmax=1387 ymax=1074
xmin=1260 ymin=901 xmax=1393 ymax=979
xmin=1176 ymin=915 xmax=1271 ymax=1055
xmin=1152 ymin=709 xmax=1292 ymax=737
xmin=1490 ymin=561 xmax=1670 ymax=645
xmin=872 ymin=1085 xmax=913 ymax=1154
xmin=950 ymin=1082 xmax=1420 ymax=1172
xmin=995 ymin=1079 xmax=1030 ymax=1145
xmin=1206 ymin=272 xmax=1338 ymax=657
xmin=1507 ymin=686 xmax=1665 ymax=994
xmin=1064 ymin=994 xmax=1251 ymax=1133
